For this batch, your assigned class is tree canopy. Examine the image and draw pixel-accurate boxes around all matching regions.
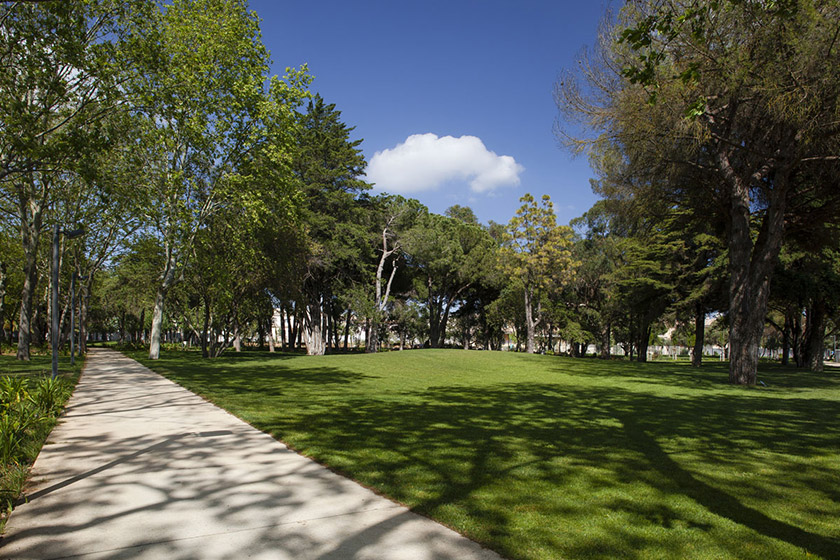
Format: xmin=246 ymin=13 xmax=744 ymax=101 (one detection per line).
xmin=4 ymin=0 xmax=837 ymax=387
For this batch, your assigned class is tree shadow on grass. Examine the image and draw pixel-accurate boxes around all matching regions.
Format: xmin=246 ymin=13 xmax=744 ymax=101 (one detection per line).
xmin=256 ymin=377 xmax=840 ymax=559
xmin=3 ymin=351 xmax=498 ymax=560
xmin=546 ymin=355 xmax=840 ymax=392
xmin=138 ymin=353 xmax=376 ymax=399
xmin=618 ymin=413 xmax=839 ymax=559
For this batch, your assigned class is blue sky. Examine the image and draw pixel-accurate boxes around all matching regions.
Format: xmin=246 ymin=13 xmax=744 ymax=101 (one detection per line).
xmin=249 ymin=0 xmax=614 ymax=227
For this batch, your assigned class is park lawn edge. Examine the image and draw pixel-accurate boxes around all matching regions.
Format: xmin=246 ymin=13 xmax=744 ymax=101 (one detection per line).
xmin=128 ymin=348 xmax=840 ymax=560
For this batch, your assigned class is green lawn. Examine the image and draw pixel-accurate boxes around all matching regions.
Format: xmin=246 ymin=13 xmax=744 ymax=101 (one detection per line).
xmin=131 ymin=349 xmax=840 ymax=560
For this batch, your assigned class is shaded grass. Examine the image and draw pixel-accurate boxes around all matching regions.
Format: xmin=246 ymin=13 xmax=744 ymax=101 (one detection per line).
xmin=131 ymin=349 xmax=840 ymax=560
xmin=0 ymin=353 xmax=83 ymax=531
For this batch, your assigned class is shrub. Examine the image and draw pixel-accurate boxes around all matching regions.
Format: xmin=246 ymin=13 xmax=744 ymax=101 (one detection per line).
xmin=31 ymin=376 xmax=71 ymax=416
xmin=0 ymin=375 xmax=72 ymax=522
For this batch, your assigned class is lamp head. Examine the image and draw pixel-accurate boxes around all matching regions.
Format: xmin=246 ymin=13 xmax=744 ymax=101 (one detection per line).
xmin=63 ymin=228 xmax=85 ymax=239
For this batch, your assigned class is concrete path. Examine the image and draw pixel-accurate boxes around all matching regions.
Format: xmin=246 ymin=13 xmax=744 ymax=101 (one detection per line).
xmin=1 ymin=349 xmax=502 ymax=560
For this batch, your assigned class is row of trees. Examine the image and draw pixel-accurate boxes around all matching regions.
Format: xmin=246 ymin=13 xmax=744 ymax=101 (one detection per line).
xmin=1 ymin=0 xmax=308 ymax=360
xmin=556 ymin=0 xmax=840 ymax=384
xmin=2 ymin=0 xmax=838 ymax=386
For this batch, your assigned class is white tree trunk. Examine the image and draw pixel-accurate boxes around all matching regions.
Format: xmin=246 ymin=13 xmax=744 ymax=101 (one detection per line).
xmin=268 ymin=323 xmax=276 ymax=353
xmin=303 ymin=300 xmax=326 ymax=355
xmin=149 ymin=252 xmax=178 ymax=360
xmin=149 ymin=289 xmax=165 ymax=359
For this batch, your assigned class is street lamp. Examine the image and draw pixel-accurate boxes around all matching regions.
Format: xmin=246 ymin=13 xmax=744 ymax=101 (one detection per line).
xmin=70 ymin=272 xmax=88 ymax=366
xmin=52 ymin=224 xmax=84 ymax=379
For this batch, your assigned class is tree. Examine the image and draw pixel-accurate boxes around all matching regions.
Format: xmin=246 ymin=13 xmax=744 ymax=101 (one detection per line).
xmin=769 ymin=229 xmax=840 ymax=371
xmin=501 ymin=194 xmax=576 ymax=354
xmin=364 ymin=195 xmax=422 ymax=352
xmin=558 ymin=0 xmax=840 ymax=383
xmin=95 ymin=237 xmax=160 ymax=344
xmin=292 ymin=95 xmax=370 ymax=355
xmin=0 ymin=227 xmax=23 ymax=351
xmin=126 ymin=0 xmax=306 ymax=359
xmin=404 ymin=211 xmax=496 ymax=348
xmin=568 ymin=201 xmax=623 ymax=359
xmin=0 ymin=0 xmax=150 ymax=359
xmin=610 ymin=230 xmax=675 ymax=362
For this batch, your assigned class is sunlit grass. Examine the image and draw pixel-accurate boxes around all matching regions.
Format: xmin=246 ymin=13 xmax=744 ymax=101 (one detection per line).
xmin=131 ymin=348 xmax=840 ymax=560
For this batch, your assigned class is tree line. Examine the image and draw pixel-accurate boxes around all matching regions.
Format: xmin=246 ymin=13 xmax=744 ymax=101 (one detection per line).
xmin=1 ymin=0 xmax=838 ymax=386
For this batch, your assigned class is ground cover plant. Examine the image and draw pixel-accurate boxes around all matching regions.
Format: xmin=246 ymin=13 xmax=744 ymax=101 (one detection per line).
xmin=0 ymin=354 xmax=81 ymax=531
xmin=132 ymin=349 xmax=840 ymax=560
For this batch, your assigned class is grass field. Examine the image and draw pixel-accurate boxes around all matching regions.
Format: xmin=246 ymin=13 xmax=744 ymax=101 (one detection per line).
xmin=130 ymin=349 xmax=840 ymax=560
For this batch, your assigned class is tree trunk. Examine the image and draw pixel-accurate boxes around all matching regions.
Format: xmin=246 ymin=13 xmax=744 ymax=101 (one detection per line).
xmin=149 ymin=249 xmax=179 ymax=360
xmin=303 ymin=299 xmax=326 ymax=355
xmin=369 ymin=230 xmax=399 ymax=353
xmin=600 ymin=322 xmax=611 ymax=359
xmin=285 ymin=308 xmax=295 ymax=351
xmin=149 ymin=288 xmax=167 ymax=359
xmin=325 ymin=307 xmax=333 ymax=352
xmin=727 ymin=181 xmax=760 ymax=383
xmin=332 ymin=308 xmax=341 ymax=350
xmin=343 ymin=307 xmax=351 ymax=351
xmin=0 ymin=261 xmax=7 ymax=350
xmin=278 ymin=307 xmax=286 ymax=350
xmin=804 ymin=298 xmax=826 ymax=372
xmin=691 ymin=303 xmax=705 ymax=367
xmin=636 ymin=318 xmax=650 ymax=362
xmin=267 ymin=316 xmax=276 ymax=353
xmin=16 ymin=200 xmax=42 ymax=361
xmin=792 ymin=310 xmax=804 ymax=367
xmin=438 ymin=298 xmax=457 ymax=348
xmin=366 ymin=316 xmax=379 ymax=353
xmin=722 ymin=153 xmax=788 ymax=385
xmin=201 ymin=295 xmax=210 ymax=358
xmin=428 ymin=284 xmax=442 ymax=348
xmin=79 ymin=282 xmax=92 ymax=355
xmin=781 ymin=313 xmax=791 ymax=365
xmin=364 ymin=317 xmax=371 ymax=349
xmin=524 ymin=288 xmax=536 ymax=354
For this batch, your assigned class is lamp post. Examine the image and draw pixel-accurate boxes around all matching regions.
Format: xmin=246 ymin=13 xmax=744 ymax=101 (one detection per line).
xmin=52 ymin=225 xmax=84 ymax=379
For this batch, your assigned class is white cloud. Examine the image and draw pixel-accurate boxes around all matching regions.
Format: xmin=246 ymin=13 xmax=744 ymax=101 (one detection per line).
xmin=366 ymin=133 xmax=524 ymax=194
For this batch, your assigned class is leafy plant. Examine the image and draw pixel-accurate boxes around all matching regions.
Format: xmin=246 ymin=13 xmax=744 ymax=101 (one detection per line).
xmin=0 ymin=376 xmax=29 ymax=410
xmin=31 ymin=376 xmax=71 ymax=415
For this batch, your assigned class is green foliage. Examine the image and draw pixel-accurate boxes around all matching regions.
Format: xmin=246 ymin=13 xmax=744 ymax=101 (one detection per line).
xmin=0 ymin=355 xmax=78 ymax=530
xmin=561 ymin=0 xmax=840 ymax=382
xmin=502 ymin=194 xmax=576 ymax=293
xmin=289 ymin=94 xmax=372 ymax=354
xmin=404 ymin=211 xmax=498 ymax=347
xmin=136 ymin=349 xmax=840 ymax=560
xmin=294 ymin=94 xmax=371 ymax=288
xmin=0 ymin=375 xmax=72 ymax=464
xmin=501 ymin=194 xmax=577 ymax=353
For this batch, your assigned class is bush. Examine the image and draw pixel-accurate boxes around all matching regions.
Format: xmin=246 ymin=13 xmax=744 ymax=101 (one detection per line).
xmin=0 ymin=375 xmax=71 ymax=465
xmin=0 ymin=374 xmax=73 ymax=530
xmin=31 ymin=376 xmax=72 ymax=416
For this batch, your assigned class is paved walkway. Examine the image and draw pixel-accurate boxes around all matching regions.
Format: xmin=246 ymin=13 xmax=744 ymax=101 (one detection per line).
xmin=1 ymin=349 xmax=502 ymax=560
